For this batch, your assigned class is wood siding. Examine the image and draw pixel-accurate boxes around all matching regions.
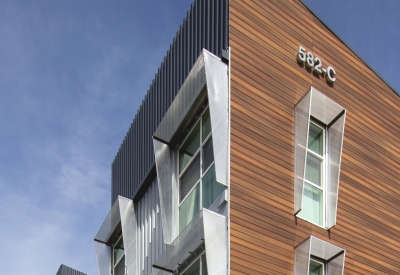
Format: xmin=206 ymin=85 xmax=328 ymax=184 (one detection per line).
xmin=229 ymin=0 xmax=400 ymax=274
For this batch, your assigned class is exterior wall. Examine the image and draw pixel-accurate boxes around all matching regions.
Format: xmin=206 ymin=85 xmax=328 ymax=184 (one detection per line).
xmin=229 ymin=0 xmax=400 ymax=274
xmin=111 ymin=0 xmax=229 ymax=205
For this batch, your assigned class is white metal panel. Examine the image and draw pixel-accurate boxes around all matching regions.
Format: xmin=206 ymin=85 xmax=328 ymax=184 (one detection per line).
xmin=326 ymin=113 xmax=346 ymax=229
xmin=294 ymin=92 xmax=311 ymax=214
xmin=294 ymin=237 xmax=311 ymax=275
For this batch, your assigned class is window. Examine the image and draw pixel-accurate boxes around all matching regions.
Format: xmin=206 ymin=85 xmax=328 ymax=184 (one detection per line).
xmin=180 ymin=254 xmax=208 ymax=275
xmin=298 ymin=121 xmax=326 ymax=227
xmin=178 ymin=107 xmax=225 ymax=232
xmin=309 ymin=258 xmax=324 ymax=275
xmin=112 ymin=235 xmax=125 ymax=275
xmin=294 ymin=236 xmax=345 ymax=275
xmin=294 ymin=87 xmax=346 ymax=229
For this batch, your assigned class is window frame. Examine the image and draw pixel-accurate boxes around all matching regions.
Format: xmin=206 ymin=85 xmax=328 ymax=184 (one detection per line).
xmin=298 ymin=119 xmax=327 ymax=228
xmin=309 ymin=256 xmax=325 ymax=275
xmin=179 ymin=252 xmax=208 ymax=275
xmin=112 ymin=234 xmax=125 ymax=275
xmin=178 ymin=106 xmax=222 ymax=233
xmin=178 ymin=107 xmax=213 ymax=204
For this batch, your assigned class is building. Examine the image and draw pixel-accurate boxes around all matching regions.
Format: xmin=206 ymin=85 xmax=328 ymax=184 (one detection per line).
xmin=94 ymin=0 xmax=400 ymax=274
xmin=56 ymin=264 xmax=87 ymax=275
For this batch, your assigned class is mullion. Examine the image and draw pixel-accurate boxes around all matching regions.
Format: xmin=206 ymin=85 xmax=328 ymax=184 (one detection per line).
xmin=179 ymin=148 xmax=200 ymax=177
xmin=307 ymin=149 xmax=324 ymax=159
xmin=178 ymin=180 xmax=200 ymax=207
xmin=304 ymin=179 xmax=324 ymax=191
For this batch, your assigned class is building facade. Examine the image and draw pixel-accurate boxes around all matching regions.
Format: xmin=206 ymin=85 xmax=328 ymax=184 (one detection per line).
xmin=94 ymin=0 xmax=400 ymax=274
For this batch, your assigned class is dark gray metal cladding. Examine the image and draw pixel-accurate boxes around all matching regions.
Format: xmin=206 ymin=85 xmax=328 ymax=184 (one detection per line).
xmin=56 ymin=265 xmax=87 ymax=275
xmin=111 ymin=0 xmax=229 ymax=205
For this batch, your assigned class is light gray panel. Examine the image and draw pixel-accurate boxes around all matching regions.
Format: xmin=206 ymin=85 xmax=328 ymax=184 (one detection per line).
xmin=95 ymin=198 xmax=121 ymax=243
xmin=94 ymin=241 xmax=111 ymax=275
xmin=153 ymin=270 xmax=171 ymax=275
xmin=208 ymin=188 xmax=228 ymax=216
xmin=153 ymin=211 xmax=204 ymax=272
xmin=119 ymin=197 xmax=137 ymax=275
xmin=310 ymin=87 xmax=343 ymax=125
xmin=327 ymin=251 xmax=345 ymax=275
xmin=310 ymin=236 xmax=343 ymax=260
xmin=294 ymin=237 xmax=311 ymax=275
xmin=153 ymin=139 xmax=178 ymax=244
xmin=204 ymin=51 xmax=229 ymax=186
xmin=326 ymin=114 xmax=346 ymax=229
xmin=153 ymin=53 xmax=206 ymax=143
xmin=294 ymin=92 xmax=311 ymax=214
xmin=203 ymin=209 xmax=228 ymax=275
xmin=153 ymin=210 xmax=228 ymax=275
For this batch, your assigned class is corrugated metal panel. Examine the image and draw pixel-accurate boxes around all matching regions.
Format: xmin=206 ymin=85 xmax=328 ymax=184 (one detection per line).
xmin=111 ymin=0 xmax=229 ymax=204
xmin=56 ymin=264 xmax=87 ymax=275
xmin=136 ymin=179 xmax=166 ymax=275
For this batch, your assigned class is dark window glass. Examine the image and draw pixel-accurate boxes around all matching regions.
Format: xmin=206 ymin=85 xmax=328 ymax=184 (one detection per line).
xmin=180 ymin=155 xmax=200 ymax=202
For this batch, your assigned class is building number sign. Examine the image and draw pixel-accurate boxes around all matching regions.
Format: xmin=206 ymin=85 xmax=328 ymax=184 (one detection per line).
xmin=297 ymin=46 xmax=336 ymax=84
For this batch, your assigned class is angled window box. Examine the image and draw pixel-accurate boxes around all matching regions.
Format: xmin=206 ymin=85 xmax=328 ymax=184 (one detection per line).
xmin=294 ymin=236 xmax=346 ymax=275
xmin=94 ymin=196 xmax=137 ymax=275
xmin=153 ymin=49 xmax=229 ymax=274
xmin=294 ymin=87 xmax=346 ymax=229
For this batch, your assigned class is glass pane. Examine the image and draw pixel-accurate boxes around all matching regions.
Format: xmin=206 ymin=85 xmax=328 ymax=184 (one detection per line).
xmin=202 ymin=138 xmax=214 ymax=172
xmin=113 ymin=237 xmax=124 ymax=266
xmin=299 ymin=182 xmax=323 ymax=226
xmin=180 ymin=122 xmax=201 ymax=173
xmin=308 ymin=122 xmax=323 ymax=155
xmin=202 ymin=165 xmax=225 ymax=208
xmin=305 ymin=153 xmax=322 ymax=187
xmin=180 ymin=155 xmax=200 ymax=202
xmin=114 ymin=255 xmax=125 ymax=275
xmin=182 ymin=258 xmax=200 ymax=275
xmin=202 ymin=254 xmax=208 ymax=275
xmin=179 ymin=185 xmax=200 ymax=233
xmin=309 ymin=260 xmax=324 ymax=275
xmin=202 ymin=108 xmax=211 ymax=141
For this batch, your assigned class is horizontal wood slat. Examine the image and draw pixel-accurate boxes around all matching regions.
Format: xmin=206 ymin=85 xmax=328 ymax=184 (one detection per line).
xmin=229 ymin=0 xmax=400 ymax=274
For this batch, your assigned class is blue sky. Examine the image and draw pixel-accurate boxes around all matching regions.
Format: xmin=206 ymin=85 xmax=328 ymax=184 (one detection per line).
xmin=0 ymin=1 xmax=398 ymax=275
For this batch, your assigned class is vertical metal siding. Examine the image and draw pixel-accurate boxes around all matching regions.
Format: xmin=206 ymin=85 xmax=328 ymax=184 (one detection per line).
xmin=111 ymin=0 xmax=229 ymax=204
xmin=56 ymin=265 xmax=87 ymax=275
xmin=135 ymin=178 xmax=166 ymax=275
